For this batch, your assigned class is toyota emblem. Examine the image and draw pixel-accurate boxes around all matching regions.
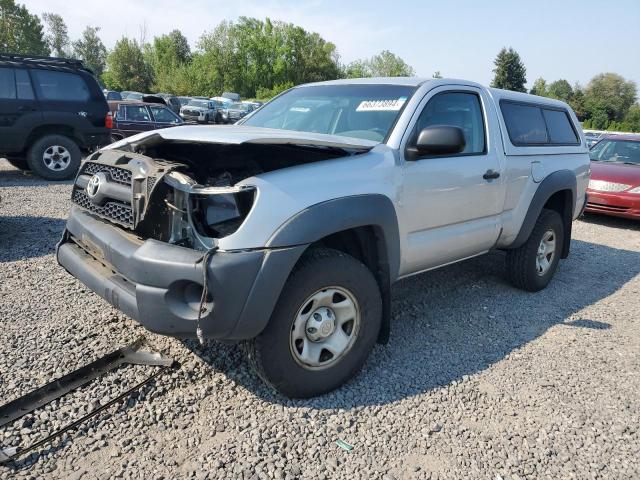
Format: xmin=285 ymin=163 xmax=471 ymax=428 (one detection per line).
xmin=86 ymin=174 xmax=101 ymax=198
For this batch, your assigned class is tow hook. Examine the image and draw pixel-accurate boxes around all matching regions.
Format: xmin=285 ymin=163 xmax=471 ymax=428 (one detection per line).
xmin=0 ymin=337 xmax=176 ymax=465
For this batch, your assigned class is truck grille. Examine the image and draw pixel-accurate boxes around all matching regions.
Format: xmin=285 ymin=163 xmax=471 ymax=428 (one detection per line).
xmin=71 ymin=190 xmax=134 ymax=226
xmin=71 ymin=161 xmax=135 ymax=228
xmin=82 ymin=162 xmax=132 ymax=186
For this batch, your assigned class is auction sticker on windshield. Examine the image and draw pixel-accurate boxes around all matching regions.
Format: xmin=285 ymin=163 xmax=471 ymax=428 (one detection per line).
xmin=356 ymin=97 xmax=407 ymax=112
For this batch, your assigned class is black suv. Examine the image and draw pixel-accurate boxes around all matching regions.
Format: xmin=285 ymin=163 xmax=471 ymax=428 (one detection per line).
xmin=0 ymin=54 xmax=110 ymax=180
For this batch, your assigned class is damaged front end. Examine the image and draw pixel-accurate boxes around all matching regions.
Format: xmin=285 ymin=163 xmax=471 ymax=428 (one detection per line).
xmin=57 ymin=130 xmax=369 ymax=339
xmin=70 ymin=148 xmax=257 ymax=251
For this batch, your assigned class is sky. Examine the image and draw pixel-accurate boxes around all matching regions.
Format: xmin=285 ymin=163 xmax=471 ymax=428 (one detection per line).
xmin=24 ymin=0 xmax=640 ymax=89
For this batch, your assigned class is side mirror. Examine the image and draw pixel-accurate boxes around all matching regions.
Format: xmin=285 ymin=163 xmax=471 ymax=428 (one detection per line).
xmin=407 ymin=126 xmax=466 ymax=159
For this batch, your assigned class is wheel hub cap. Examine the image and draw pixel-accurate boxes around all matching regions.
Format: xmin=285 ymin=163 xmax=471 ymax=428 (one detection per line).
xmin=290 ymin=286 xmax=360 ymax=370
xmin=305 ymin=307 xmax=336 ymax=341
xmin=535 ymin=229 xmax=556 ymax=276
xmin=43 ymin=145 xmax=71 ymax=171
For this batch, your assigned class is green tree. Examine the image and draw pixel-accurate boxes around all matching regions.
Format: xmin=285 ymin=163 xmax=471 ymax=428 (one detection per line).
xmin=104 ymin=37 xmax=153 ymax=91
xmin=0 ymin=0 xmax=49 ymax=55
xmin=624 ymin=104 xmax=640 ymax=132
xmin=367 ymin=50 xmax=415 ymax=77
xmin=584 ymin=73 xmax=637 ymax=122
xmin=343 ymin=59 xmax=372 ymax=78
xmin=344 ymin=50 xmax=415 ymax=78
xmin=529 ymin=77 xmax=548 ymax=96
xmin=491 ymin=47 xmax=527 ymax=92
xmin=196 ymin=17 xmax=341 ymax=98
xmin=255 ymin=81 xmax=294 ymax=100
xmin=569 ymin=83 xmax=587 ymax=121
xmin=146 ymin=29 xmax=191 ymax=92
xmin=42 ymin=12 xmax=69 ymax=57
xmin=72 ymin=26 xmax=107 ymax=76
xmin=547 ymin=79 xmax=573 ymax=102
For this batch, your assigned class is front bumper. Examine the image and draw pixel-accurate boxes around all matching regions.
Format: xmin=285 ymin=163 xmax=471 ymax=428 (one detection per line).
xmin=57 ymin=207 xmax=305 ymax=339
xmin=180 ymin=112 xmax=207 ymax=122
xmin=584 ymin=189 xmax=640 ymax=220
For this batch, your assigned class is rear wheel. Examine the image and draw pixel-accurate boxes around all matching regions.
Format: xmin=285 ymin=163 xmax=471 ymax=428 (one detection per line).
xmin=244 ymin=248 xmax=382 ymax=398
xmin=27 ymin=134 xmax=81 ymax=180
xmin=506 ymin=209 xmax=564 ymax=292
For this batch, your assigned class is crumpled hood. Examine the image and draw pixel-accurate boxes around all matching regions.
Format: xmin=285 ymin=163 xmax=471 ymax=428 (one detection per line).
xmin=106 ymin=125 xmax=380 ymax=151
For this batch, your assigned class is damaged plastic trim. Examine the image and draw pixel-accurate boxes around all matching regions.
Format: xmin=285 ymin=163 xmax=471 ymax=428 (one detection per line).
xmin=0 ymin=337 xmax=175 ymax=465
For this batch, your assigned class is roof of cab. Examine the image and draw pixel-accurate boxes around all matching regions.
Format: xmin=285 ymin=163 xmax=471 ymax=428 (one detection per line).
xmin=300 ymin=77 xmax=433 ymax=87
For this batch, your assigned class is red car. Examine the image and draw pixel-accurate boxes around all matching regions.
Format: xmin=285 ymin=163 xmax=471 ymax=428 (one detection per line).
xmin=585 ymin=135 xmax=640 ymax=220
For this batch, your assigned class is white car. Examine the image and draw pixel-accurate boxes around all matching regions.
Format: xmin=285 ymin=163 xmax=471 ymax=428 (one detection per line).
xmin=179 ymin=99 xmax=217 ymax=123
xmin=59 ymin=77 xmax=589 ymax=397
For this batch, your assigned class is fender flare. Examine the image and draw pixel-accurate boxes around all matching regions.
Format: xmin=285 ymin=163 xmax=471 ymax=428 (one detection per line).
xmin=267 ymin=194 xmax=401 ymax=281
xmin=508 ymin=169 xmax=576 ymax=258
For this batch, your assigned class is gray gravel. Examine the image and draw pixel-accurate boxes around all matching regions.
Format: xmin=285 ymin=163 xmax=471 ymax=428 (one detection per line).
xmin=1 ymin=158 xmax=639 ymax=479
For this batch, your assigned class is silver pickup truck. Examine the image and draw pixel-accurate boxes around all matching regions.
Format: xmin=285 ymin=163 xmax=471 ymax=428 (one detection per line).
xmin=57 ymin=78 xmax=589 ymax=397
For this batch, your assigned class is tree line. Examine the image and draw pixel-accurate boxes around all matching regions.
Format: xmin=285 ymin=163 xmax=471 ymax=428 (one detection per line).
xmin=490 ymin=47 xmax=639 ymax=132
xmin=1 ymin=1 xmax=638 ymax=132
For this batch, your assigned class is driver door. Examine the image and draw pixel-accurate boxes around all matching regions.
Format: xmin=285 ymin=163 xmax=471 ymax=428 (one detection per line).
xmin=398 ymin=86 xmax=505 ymax=277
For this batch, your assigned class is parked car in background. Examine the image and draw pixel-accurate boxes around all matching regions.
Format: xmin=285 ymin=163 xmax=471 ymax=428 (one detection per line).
xmin=180 ymin=98 xmax=218 ymax=123
xmin=155 ymin=93 xmax=182 ymax=115
xmin=584 ymin=131 xmax=602 ymax=148
xmin=0 ymin=54 xmax=110 ymax=180
xmin=585 ymin=135 xmax=640 ymax=220
xmin=221 ymin=91 xmax=241 ymax=102
xmin=104 ymin=90 xmax=122 ymax=101
xmin=108 ymin=100 xmax=183 ymax=142
xmin=122 ymin=91 xmax=144 ymax=101
xmin=221 ymin=101 xmax=255 ymax=123
xmin=58 ymin=77 xmax=589 ymax=397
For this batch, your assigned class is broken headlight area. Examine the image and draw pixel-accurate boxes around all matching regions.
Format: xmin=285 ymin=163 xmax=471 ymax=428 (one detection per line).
xmin=152 ymin=171 xmax=256 ymax=250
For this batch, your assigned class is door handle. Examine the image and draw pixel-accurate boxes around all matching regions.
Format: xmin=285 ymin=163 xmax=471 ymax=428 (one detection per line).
xmin=483 ymin=169 xmax=500 ymax=180
xmin=17 ymin=106 xmax=36 ymax=112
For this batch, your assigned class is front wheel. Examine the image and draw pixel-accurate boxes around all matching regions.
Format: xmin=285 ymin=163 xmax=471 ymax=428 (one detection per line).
xmin=244 ymin=248 xmax=382 ymax=398
xmin=506 ymin=209 xmax=564 ymax=292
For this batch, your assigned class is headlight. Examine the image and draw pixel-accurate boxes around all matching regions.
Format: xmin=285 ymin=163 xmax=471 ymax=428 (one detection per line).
xmin=628 ymin=186 xmax=640 ymax=194
xmin=588 ymin=180 xmax=631 ymax=192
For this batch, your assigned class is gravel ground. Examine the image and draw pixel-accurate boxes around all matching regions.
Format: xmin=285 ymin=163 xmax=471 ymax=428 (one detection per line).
xmin=1 ymin=159 xmax=639 ymax=479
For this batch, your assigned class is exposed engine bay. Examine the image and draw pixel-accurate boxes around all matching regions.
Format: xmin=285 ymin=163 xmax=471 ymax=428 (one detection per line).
xmin=71 ymin=140 xmax=356 ymax=250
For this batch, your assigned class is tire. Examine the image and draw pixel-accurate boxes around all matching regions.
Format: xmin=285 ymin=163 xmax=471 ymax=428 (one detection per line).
xmin=6 ymin=157 xmax=29 ymax=170
xmin=109 ymin=134 xmax=123 ymax=144
xmin=27 ymin=134 xmax=81 ymax=180
xmin=204 ymin=114 xmax=210 ymax=124
xmin=244 ymin=248 xmax=382 ymax=398
xmin=506 ymin=209 xmax=564 ymax=292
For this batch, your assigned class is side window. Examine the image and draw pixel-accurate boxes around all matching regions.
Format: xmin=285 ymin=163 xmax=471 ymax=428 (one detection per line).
xmin=31 ymin=70 xmax=90 ymax=101
xmin=542 ymin=109 xmax=578 ymax=144
xmin=123 ymin=105 xmax=151 ymax=122
xmin=0 ymin=68 xmax=16 ymax=99
xmin=501 ymin=102 xmax=548 ymax=145
xmin=150 ymin=106 xmax=179 ymax=123
xmin=15 ymin=69 xmax=35 ymax=100
xmin=413 ymin=92 xmax=486 ymax=155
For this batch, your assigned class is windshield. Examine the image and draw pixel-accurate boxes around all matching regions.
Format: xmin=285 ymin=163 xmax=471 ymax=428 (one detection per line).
xmin=229 ymin=102 xmax=249 ymax=110
xmin=187 ymin=100 xmax=209 ymax=108
xmin=590 ymin=139 xmax=640 ymax=165
xmin=243 ymin=84 xmax=417 ymax=142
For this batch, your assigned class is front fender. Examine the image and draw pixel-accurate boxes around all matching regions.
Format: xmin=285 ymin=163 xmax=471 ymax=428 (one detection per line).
xmin=266 ymin=194 xmax=401 ymax=282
